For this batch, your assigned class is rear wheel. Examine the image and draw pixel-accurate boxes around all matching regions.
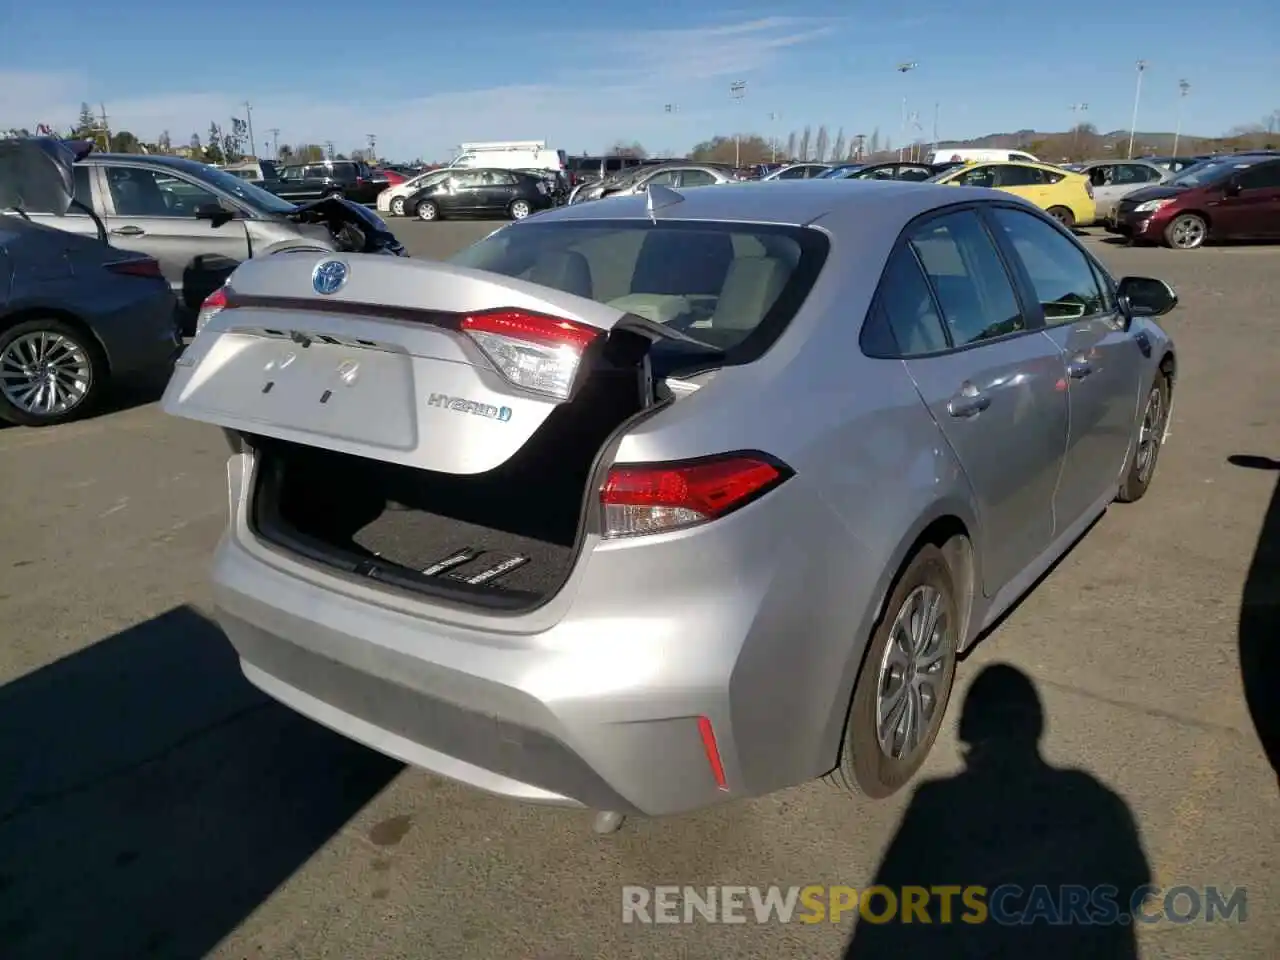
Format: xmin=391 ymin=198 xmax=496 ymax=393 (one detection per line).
xmin=835 ymin=544 xmax=961 ymax=798
xmin=416 ymin=199 xmax=439 ymax=221
xmin=1047 ymin=206 xmax=1075 ymax=228
xmin=509 ymin=199 xmax=532 ymax=220
xmin=0 ymin=317 xmax=107 ymax=427
xmin=390 ymin=196 xmax=406 ymax=217
xmin=1165 ymin=213 xmax=1207 ymax=249
xmin=1117 ymin=373 xmax=1171 ymax=502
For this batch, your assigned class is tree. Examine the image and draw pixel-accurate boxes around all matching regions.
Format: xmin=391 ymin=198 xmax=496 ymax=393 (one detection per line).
xmin=786 ymin=131 xmax=797 ymax=160
xmin=157 ymin=130 xmax=172 ymax=154
xmin=278 ymin=144 xmax=294 ymax=162
xmin=293 ymin=143 xmax=326 ymax=162
xmin=798 ymin=125 xmax=811 ymax=162
xmin=687 ymin=134 xmax=773 ymax=165
xmin=869 ymin=128 xmax=880 ymax=155
xmin=815 ymin=125 xmax=830 ymax=163
xmin=609 ymin=140 xmax=647 ymax=158
xmin=110 ymin=130 xmax=141 ymax=153
xmin=204 ymin=123 xmax=225 ymax=164
xmin=188 ymin=133 xmax=202 ymax=158
xmin=73 ymin=102 xmax=98 ymax=140
xmin=832 ymin=128 xmax=846 ymax=165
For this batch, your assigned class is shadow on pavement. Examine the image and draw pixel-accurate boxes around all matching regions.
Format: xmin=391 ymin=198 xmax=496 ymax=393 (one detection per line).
xmin=0 ymin=605 xmax=403 ymax=960
xmin=1228 ymin=454 xmax=1280 ymax=785
xmin=844 ymin=663 xmax=1150 ymax=960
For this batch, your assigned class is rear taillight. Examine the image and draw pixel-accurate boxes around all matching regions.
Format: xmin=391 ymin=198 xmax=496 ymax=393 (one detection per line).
xmin=107 ymin=257 xmax=162 ymax=278
xmin=460 ymin=308 xmax=600 ymax=401
xmin=600 ymin=453 xmax=792 ymax=539
xmin=195 ymin=285 xmax=233 ymax=335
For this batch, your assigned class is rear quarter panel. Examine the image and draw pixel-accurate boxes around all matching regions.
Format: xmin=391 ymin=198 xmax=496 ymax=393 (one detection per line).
xmin=610 ymin=206 xmax=981 ymax=787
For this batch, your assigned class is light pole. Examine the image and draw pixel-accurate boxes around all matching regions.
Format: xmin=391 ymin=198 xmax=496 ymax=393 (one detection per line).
xmin=366 ymin=133 xmax=377 ymax=162
xmin=1127 ymin=59 xmax=1147 ymax=159
xmin=931 ymin=101 xmax=940 ymax=157
xmin=730 ymin=80 xmax=746 ymax=167
xmin=1070 ymin=103 xmax=1089 ymax=156
xmin=768 ymin=112 xmax=780 ymax=162
xmin=1172 ymin=80 xmax=1190 ymax=156
xmin=243 ymin=101 xmax=256 ymax=158
xmin=267 ymin=127 xmax=280 ymax=159
xmin=664 ymin=104 xmax=679 ymax=157
xmin=896 ymin=61 xmax=917 ymax=161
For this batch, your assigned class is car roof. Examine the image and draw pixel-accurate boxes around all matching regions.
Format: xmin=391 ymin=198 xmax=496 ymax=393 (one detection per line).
xmin=535 ymin=179 xmax=1008 ymax=228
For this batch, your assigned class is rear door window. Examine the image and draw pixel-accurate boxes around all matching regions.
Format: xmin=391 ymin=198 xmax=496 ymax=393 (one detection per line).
xmin=871 ymin=246 xmax=951 ymax=355
xmin=908 ymin=210 xmax=1026 ymax=346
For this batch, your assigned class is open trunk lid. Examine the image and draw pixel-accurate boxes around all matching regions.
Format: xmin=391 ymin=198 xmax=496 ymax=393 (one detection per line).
xmin=163 ymin=252 xmax=679 ymax=474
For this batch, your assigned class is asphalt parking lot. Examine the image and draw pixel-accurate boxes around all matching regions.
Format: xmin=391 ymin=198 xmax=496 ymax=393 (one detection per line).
xmin=2 ymin=218 xmax=1277 ymax=960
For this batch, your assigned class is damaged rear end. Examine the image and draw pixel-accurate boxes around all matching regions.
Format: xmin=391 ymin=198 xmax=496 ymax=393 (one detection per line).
xmin=164 ymin=252 xmax=710 ymax=611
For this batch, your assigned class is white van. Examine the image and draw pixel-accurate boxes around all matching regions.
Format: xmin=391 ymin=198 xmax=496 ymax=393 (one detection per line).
xmin=928 ymin=148 xmax=1040 ymax=165
xmin=449 ymin=140 xmax=567 ymax=174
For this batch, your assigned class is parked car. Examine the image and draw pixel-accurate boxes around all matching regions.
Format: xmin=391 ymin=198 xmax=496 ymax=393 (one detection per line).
xmin=262 ymin=160 xmax=384 ymax=206
xmin=568 ymin=162 xmax=736 ymax=204
xmin=1139 ymin=156 xmax=1201 ymax=174
xmin=165 ymin=178 xmax=1178 ymax=827
xmin=1 ymin=145 xmax=406 ymax=327
xmin=377 ymin=168 xmax=451 ymax=216
xmin=221 ymin=159 xmax=280 ymax=182
xmin=929 ymin=161 xmax=1097 ymax=227
xmin=0 ymin=138 xmax=180 ymax=426
xmin=516 ymin=167 xmax=569 ymax=204
xmin=761 ymin=162 xmax=831 ymax=180
xmin=928 ymin=148 xmax=1041 ymax=164
xmin=1106 ymin=153 xmax=1280 ymax=249
xmin=825 ymin=162 xmax=937 ymax=182
xmin=1077 ymin=160 xmax=1173 ymax=221
xmin=403 ymin=167 xmax=553 ymax=221
xmin=818 ymin=163 xmax=867 ymax=178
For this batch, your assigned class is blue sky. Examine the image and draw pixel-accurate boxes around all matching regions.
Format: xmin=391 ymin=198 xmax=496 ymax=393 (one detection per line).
xmin=1 ymin=0 xmax=1276 ymax=161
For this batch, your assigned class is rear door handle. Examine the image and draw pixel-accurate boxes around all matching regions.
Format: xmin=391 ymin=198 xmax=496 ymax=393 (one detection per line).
xmin=948 ymin=390 xmax=991 ymax=418
xmin=110 ymin=225 xmax=144 ymax=237
xmin=1067 ymin=358 xmax=1093 ymax=379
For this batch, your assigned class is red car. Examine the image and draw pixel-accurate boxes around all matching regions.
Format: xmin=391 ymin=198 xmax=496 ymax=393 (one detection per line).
xmin=1107 ymin=152 xmax=1280 ymax=249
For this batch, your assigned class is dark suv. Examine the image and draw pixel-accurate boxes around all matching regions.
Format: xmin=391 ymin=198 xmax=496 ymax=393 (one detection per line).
xmin=263 ymin=159 xmax=382 ymax=205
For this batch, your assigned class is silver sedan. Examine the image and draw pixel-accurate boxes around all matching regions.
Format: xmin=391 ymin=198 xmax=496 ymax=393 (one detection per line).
xmin=166 ymin=179 xmax=1179 ymax=829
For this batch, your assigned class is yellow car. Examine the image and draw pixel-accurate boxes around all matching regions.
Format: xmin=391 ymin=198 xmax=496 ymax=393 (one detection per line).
xmin=930 ymin=161 xmax=1097 ymax=228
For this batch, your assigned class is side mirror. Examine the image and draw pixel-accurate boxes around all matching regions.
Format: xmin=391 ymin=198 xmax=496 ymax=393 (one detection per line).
xmin=195 ymin=203 xmax=235 ymax=227
xmin=1223 ymin=176 xmax=1242 ymax=197
xmin=1116 ymin=276 xmax=1178 ymax=319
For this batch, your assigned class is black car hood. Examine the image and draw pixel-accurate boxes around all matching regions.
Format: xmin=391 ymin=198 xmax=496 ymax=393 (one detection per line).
xmin=0 ymin=136 xmax=90 ymax=215
xmin=1122 ymin=184 xmax=1186 ymax=204
xmin=286 ymin=195 xmax=405 ymax=256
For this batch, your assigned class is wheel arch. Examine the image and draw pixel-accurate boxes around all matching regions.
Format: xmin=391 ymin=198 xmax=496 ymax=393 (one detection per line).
xmin=821 ymin=502 xmax=980 ymax=775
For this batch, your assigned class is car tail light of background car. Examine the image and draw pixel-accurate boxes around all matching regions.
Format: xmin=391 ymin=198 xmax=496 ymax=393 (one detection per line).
xmin=459 ymin=308 xmax=601 ymax=401
xmin=106 ymin=257 xmax=163 ymax=278
xmin=600 ymin=453 xmax=793 ymax=538
xmin=195 ymin=285 xmax=235 ymax=335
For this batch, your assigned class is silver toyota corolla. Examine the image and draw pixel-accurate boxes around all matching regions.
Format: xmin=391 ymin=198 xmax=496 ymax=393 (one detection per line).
xmin=164 ymin=179 xmax=1178 ymax=828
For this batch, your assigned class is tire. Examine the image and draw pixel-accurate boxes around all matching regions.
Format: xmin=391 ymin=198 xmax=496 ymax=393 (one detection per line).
xmin=834 ymin=544 xmax=961 ymax=799
xmin=1047 ymin=206 xmax=1075 ymax=228
xmin=390 ymin=196 xmax=405 ymax=217
xmin=0 ymin=317 xmax=107 ymax=427
xmin=1117 ymin=372 xmax=1171 ymax=503
xmin=415 ymin=199 xmax=439 ymax=221
xmin=509 ymin=199 xmax=532 ymax=220
xmin=1164 ymin=213 xmax=1208 ymax=250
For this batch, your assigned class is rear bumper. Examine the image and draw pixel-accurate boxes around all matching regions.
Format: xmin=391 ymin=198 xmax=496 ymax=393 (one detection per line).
xmin=1110 ymin=209 xmax=1171 ymax=241
xmin=95 ymin=285 xmax=182 ymax=378
xmin=210 ymin=450 xmax=870 ymax=816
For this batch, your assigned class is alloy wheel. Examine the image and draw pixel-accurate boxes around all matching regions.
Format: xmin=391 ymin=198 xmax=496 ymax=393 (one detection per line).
xmin=875 ymin=585 xmax=953 ymax=761
xmin=0 ymin=331 xmax=92 ymax=418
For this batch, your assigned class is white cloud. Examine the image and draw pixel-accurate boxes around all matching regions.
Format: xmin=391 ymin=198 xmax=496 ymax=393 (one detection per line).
xmin=0 ymin=17 xmax=838 ymax=160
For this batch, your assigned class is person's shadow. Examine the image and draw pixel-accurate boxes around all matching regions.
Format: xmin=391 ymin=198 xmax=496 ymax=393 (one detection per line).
xmin=1228 ymin=454 xmax=1280 ymax=786
xmin=844 ymin=663 xmax=1150 ymax=960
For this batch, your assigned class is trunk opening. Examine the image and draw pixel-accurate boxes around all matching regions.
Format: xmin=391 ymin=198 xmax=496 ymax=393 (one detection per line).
xmin=248 ymin=332 xmax=657 ymax=611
